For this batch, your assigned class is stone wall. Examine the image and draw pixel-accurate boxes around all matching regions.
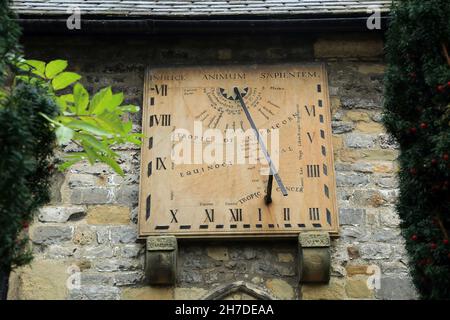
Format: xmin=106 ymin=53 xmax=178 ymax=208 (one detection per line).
xmin=8 ymin=32 xmax=417 ymax=300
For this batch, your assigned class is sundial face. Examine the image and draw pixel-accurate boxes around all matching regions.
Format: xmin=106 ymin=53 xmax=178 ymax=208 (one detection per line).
xmin=138 ymin=64 xmax=339 ymax=238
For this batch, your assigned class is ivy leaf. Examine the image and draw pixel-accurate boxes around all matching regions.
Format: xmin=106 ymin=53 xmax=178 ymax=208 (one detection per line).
xmin=26 ymin=60 xmax=46 ymax=78
xmin=45 ymin=60 xmax=68 ymax=79
xmin=55 ymin=126 xmax=74 ymax=145
xmin=51 ymin=72 xmax=81 ymax=90
xmin=73 ymin=83 xmax=89 ymax=114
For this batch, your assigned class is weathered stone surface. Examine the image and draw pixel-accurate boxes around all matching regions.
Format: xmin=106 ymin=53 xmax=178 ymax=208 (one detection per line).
xmin=277 ymin=253 xmax=294 ymax=263
xmin=345 ymin=133 xmax=377 ymax=149
xmin=38 ymin=206 xmax=86 ymax=223
xmin=110 ymin=226 xmax=138 ymax=244
xmin=73 ymin=226 xmax=96 ymax=245
xmin=359 ymin=243 xmax=392 ymax=260
xmin=80 ymin=245 xmax=114 ymax=258
xmin=8 ymin=260 xmax=68 ymax=300
xmin=332 ymin=121 xmax=354 ymax=134
xmin=376 ymin=276 xmax=418 ymax=300
xmin=114 ymin=271 xmax=144 ymax=286
xmin=32 ymin=225 xmax=73 ymax=245
xmin=357 ymin=64 xmax=385 ymax=75
xmin=346 ymin=265 xmax=369 ymax=276
xmin=94 ymin=259 xmax=141 ymax=272
xmin=207 ymin=247 xmax=229 ymax=261
xmin=339 ymin=208 xmax=365 ymax=225
xmin=68 ymin=286 xmax=120 ymax=300
xmin=118 ymin=244 xmax=144 ymax=258
xmin=87 ymin=205 xmax=130 ymax=225
xmin=356 ymin=122 xmax=385 ymax=133
xmin=122 ymin=286 xmax=174 ymax=300
xmin=314 ymin=35 xmax=383 ymax=58
xmin=346 ymin=276 xmax=374 ymax=299
xmin=301 ymin=278 xmax=346 ymax=300
xmin=266 ymin=279 xmax=295 ymax=300
xmin=174 ymin=287 xmax=208 ymax=300
xmin=336 ymin=172 xmax=369 ymax=187
xmin=70 ymin=188 xmax=111 ymax=205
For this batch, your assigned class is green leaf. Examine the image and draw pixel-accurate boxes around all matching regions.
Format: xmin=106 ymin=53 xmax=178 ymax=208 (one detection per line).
xmin=26 ymin=60 xmax=46 ymax=77
xmin=66 ymin=120 xmax=112 ymax=136
xmin=45 ymin=60 xmax=68 ymax=79
xmin=78 ymin=133 xmax=116 ymax=155
xmin=90 ymin=87 xmax=112 ymax=115
xmin=51 ymin=72 xmax=81 ymax=90
xmin=98 ymin=154 xmax=124 ymax=176
xmin=120 ymin=104 xmax=140 ymax=113
xmin=108 ymin=92 xmax=124 ymax=111
xmin=73 ymin=83 xmax=89 ymax=114
xmin=55 ymin=126 xmax=74 ymax=145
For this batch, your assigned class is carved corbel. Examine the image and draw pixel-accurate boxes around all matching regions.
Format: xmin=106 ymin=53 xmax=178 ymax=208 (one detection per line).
xmin=298 ymin=232 xmax=331 ymax=283
xmin=145 ymin=236 xmax=177 ymax=285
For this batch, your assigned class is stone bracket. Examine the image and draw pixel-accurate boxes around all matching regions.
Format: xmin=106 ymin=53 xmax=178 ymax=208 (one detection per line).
xmin=145 ymin=236 xmax=177 ymax=285
xmin=298 ymin=232 xmax=331 ymax=283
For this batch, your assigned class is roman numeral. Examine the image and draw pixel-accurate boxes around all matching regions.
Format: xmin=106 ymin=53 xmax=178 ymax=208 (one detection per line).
xmin=151 ymin=84 xmax=168 ymax=96
xmin=170 ymin=209 xmax=178 ymax=223
xmin=304 ymin=105 xmax=316 ymax=117
xmin=229 ymin=208 xmax=243 ymax=222
xmin=258 ymin=208 xmax=262 ymax=221
xmin=307 ymin=132 xmax=315 ymax=143
xmin=307 ymin=165 xmax=320 ymax=177
xmin=283 ymin=208 xmax=290 ymax=221
xmin=146 ymin=194 xmax=151 ymax=220
xmin=147 ymin=157 xmax=167 ymax=176
xmin=204 ymin=209 xmax=214 ymax=223
xmin=149 ymin=114 xmax=171 ymax=127
xmin=309 ymin=208 xmax=320 ymax=221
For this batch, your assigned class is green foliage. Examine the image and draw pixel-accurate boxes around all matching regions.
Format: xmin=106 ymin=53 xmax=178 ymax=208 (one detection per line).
xmin=384 ymin=0 xmax=450 ymax=299
xmin=0 ymin=82 xmax=59 ymax=272
xmin=17 ymin=59 xmax=141 ymax=176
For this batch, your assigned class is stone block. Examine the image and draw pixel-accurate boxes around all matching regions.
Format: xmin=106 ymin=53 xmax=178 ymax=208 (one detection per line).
xmin=339 ymin=208 xmax=365 ymax=225
xmin=376 ymin=276 xmax=418 ymax=300
xmin=174 ymin=287 xmax=208 ymax=300
xmin=345 ymin=133 xmax=377 ymax=149
xmin=346 ymin=275 xmax=374 ymax=299
xmin=122 ymin=286 xmax=174 ymax=300
xmin=32 ymin=225 xmax=73 ymax=245
xmin=70 ymin=188 xmax=111 ymax=205
xmin=265 ymin=279 xmax=295 ymax=300
xmin=38 ymin=205 xmax=86 ymax=223
xmin=314 ymin=35 xmax=384 ymax=58
xmin=207 ymin=247 xmax=229 ymax=261
xmin=68 ymin=285 xmax=120 ymax=300
xmin=301 ymin=278 xmax=346 ymax=300
xmin=87 ymin=205 xmax=130 ymax=225
xmin=73 ymin=226 xmax=96 ymax=245
xmin=110 ymin=226 xmax=138 ymax=244
xmin=8 ymin=260 xmax=69 ymax=300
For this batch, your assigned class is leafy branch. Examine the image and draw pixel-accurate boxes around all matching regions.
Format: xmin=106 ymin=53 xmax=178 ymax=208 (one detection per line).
xmin=16 ymin=59 xmax=141 ymax=175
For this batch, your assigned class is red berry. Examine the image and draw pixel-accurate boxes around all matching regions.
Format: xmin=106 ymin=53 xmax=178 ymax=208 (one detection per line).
xmin=431 ymin=243 xmax=437 ymax=250
xmin=22 ymin=221 xmax=29 ymax=229
xmin=420 ymin=123 xmax=428 ymax=129
xmin=409 ymin=127 xmax=417 ymax=134
xmin=410 ymin=72 xmax=417 ymax=79
xmin=443 ymin=239 xmax=449 ymax=245
xmin=443 ymin=154 xmax=449 ymax=161
xmin=410 ymin=168 xmax=417 ymax=175
xmin=448 ymin=81 xmax=450 ymax=87
xmin=411 ymin=234 xmax=418 ymax=241
xmin=438 ymin=85 xmax=445 ymax=92
xmin=431 ymin=159 xmax=438 ymax=166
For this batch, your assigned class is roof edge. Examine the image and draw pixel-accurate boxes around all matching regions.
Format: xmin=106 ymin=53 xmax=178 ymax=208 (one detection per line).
xmin=18 ymin=14 xmax=390 ymax=35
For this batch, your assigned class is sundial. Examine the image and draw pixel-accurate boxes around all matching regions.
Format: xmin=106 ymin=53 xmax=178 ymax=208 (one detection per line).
xmin=138 ymin=64 xmax=338 ymax=238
